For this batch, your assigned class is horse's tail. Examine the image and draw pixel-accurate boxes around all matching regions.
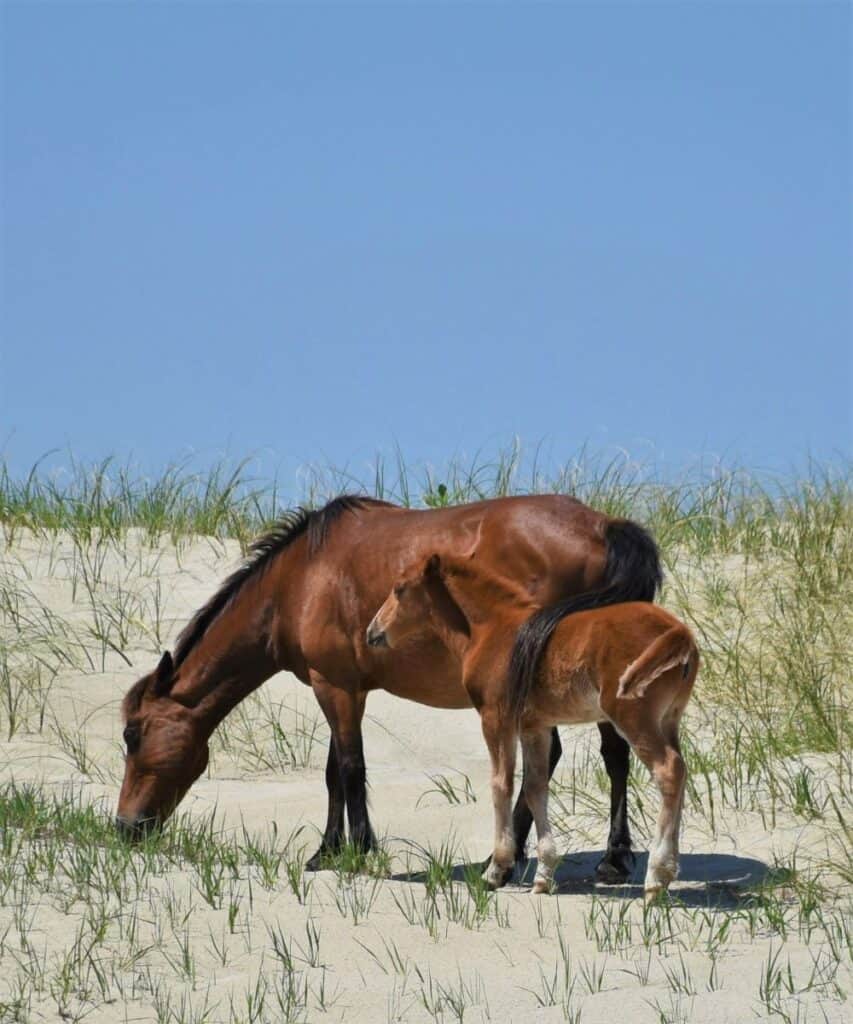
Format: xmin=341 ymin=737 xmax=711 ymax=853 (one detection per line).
xmin=616 ymin=624 xmax=697 ymax=699
xmin=508 ymin=518 xmax=663 ymax=721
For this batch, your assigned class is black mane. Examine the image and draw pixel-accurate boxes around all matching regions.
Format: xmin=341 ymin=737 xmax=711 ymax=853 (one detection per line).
xmin=172 ymin=494 xmax=387 ymax=668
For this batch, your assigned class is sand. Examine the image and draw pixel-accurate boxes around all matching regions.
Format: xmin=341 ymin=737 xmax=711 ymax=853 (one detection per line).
xmin=0 ymin=529 xmax=848 ymax=1023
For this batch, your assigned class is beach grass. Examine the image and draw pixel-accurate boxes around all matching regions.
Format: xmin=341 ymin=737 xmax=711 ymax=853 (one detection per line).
xmin=0 ymin=445 xmax=850 ymax=1022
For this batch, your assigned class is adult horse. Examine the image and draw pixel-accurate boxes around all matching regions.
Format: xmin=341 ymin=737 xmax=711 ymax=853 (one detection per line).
xmin=117 ymin=494 xmax=662 ymax=883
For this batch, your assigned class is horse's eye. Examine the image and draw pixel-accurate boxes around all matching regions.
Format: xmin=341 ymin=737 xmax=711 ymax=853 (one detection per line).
xmin=123 ymin=725 xmax=140 ymax=753
xmin=393 ymin=584 xmax=404 ymax=597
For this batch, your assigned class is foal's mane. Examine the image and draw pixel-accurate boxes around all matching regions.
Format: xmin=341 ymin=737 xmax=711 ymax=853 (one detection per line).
xmin=173 ymin=494 xmax=388 ymax=668
xmin=425 ymin=554 xmax=531 ymax=638
xmin=422 ymin=565 xmax=472 ymax=641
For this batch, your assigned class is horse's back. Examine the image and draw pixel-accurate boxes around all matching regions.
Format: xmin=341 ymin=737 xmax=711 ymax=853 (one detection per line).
xmin=308 ymin=493 xmax=609 ymax=614
xmin=286 ymin=494 xmax=611 ymax=701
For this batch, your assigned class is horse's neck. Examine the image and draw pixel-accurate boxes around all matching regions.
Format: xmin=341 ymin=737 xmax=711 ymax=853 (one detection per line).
xmin=170 ymin=576 xmax=280 ymax=728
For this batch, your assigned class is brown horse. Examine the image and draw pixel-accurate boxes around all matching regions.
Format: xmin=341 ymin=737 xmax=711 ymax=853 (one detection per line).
xmin=367 ymin=553 xmax=697 ymax=899
xmin=117 ymin=494 xmax=662 ymax=881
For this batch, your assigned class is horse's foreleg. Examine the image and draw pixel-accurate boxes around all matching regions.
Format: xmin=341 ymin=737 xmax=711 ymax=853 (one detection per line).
xmin=305 ymin=741 xmax=345 ymax=871
xmin=596 ymin=721 xmax=635 ymax=883
xmin=511 ymin=726 xmax=561 ymax=864
xmin=309 ymin=674 xmax=376 ymax=858
xmin=480 ymin=706 xmax=517 ymax=890
xmin=339 ymin=719 xmax=374 ymax=853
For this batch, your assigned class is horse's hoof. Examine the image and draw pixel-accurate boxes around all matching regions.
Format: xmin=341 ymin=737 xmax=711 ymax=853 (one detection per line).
xmin=532 ymin=878 xmax=550 ymax=895
xmin=305 ymin=847 xmax=335 ymax=872
xmin=644 ymin=886 xmax=667 ymax=906
xmin=595 ymin=847 xmax=635 ymax=884
xmin=483 ymin=863 xmax=514 ymax=890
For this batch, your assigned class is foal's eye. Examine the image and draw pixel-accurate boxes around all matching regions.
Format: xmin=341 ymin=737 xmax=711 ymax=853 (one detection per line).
xmin=123 ymin=725 xmax=141 ymax=753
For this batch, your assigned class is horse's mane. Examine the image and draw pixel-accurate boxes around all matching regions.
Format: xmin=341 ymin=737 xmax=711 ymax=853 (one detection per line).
xmin=172 ymin=494 xmax=388 ymax=668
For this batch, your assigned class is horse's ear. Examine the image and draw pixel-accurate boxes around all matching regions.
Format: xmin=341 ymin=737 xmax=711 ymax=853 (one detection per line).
xmin=424 ymin=554 xmax=441 ymax=577
xmin=152 ymin=651 xmax=174 ymax=697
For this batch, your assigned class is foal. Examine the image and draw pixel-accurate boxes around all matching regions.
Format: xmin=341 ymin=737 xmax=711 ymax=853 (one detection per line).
xmin=367 ymin=553 xmax=698 ymax=900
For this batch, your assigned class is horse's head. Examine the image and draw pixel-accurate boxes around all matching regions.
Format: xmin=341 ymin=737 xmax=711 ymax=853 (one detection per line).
xmin=366 ymin=554 xmax=444 ymax=649
xmin=116 ymin=651 xmax=210 ymax=839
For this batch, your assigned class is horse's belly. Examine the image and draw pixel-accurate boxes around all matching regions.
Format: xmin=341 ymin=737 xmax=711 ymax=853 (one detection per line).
xmin=369 ymin=644 xmax=473 ymax=710
xmin=377 ymin=675 xmax=474 ymax=710
xmin=531 ymin=671 xmax=604 ymax=727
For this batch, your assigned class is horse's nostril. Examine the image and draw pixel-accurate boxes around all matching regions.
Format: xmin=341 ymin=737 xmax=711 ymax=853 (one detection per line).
xmin=115 ymin=815 xmax=139 ymax=841
xmin=115 ymin=814 xmax=159 ymax=842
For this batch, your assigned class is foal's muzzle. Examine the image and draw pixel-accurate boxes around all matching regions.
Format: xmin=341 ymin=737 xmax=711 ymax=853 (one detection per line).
xmin=366 ymin=622 xmax=388 ymax=648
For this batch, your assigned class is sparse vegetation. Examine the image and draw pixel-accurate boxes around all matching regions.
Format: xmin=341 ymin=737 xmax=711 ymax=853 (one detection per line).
xmin=0 ymin=446 xmax=850 ymax=1021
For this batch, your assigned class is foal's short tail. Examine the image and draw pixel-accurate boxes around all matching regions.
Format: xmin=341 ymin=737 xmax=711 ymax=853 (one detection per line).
xmin=508 ymin=518 xmax=663 ymax=721
xmin=616 ymin=625 xmax=696 ymax=700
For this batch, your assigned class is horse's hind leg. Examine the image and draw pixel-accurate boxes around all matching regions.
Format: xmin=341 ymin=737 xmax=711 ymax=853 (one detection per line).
xmin=644 ymin=722 xmax=687 ymax=900
xmin=613 ymin=718 xmax=686 ymax=901
xmin=595 ymin=722 xmax=635 ymax=884
xmin=511 ymin=727 xmax=561 ymax=866
xmin=644 ymin=740 xmax=685 ymax=900
xmin=480 ymin=706 xmax=518 ymax=890
xmin=521 ymin=728 xmax=559 ymax=894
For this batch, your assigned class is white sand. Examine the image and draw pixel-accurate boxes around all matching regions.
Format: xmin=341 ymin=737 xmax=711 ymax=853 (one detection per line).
xmin=0 ymin=530 xmax=848 ymax=1022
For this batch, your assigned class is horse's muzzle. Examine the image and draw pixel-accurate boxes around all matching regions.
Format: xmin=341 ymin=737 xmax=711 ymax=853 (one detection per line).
xmin=115 ymin=814 xmax=159 ymax=841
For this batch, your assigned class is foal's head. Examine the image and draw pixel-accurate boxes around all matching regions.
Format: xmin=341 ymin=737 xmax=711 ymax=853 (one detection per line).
xmin=116 ymin=652 xmax=210 ymax=839
xmin=366 ymin=554 xmax=449 ymax=649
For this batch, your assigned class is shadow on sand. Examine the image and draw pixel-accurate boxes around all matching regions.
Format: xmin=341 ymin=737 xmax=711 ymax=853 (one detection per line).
xmin=393 ymin=850 xmax=772 ymax=909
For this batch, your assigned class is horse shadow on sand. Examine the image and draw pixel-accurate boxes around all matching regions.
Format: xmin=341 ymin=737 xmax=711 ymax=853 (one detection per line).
xmin=393 ymin=850 xmax=772 ymax=910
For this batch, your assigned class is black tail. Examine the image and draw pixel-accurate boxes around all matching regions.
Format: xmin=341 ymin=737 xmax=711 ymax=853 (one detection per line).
xmin=508 ymin=519 xmax=663 ymax=721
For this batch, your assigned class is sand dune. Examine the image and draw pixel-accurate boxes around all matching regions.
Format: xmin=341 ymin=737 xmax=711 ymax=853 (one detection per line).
xmin=0 ymin=529 xmax=848 ymax=1023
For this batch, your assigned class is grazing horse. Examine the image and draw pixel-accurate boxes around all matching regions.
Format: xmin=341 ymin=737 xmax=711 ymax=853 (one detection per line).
xmin=117 ymin=494 xmax=662 ymax=881
xmin=367 ymin=553 xmax=697 ymax=899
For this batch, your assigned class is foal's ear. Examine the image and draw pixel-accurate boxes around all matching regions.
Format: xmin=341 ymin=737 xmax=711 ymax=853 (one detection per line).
xmin=424 ymin=554 xmax=441 ymax=577
xmin=152 ymin=651 xmax=175 ymax=697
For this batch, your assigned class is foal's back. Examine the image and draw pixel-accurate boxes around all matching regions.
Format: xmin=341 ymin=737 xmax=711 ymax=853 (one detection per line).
xmin=527 ymin=602 xmax=695 ymax=728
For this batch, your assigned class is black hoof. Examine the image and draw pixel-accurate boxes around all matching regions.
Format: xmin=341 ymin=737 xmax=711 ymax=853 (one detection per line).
xmin=305 ymin=850 xmax=325 ymax=872
xmin=305 ymin=845 xmax=338 ymax=872
xmin=351 ymin=835 xmax=377 ymax=857
xmin=595 ymin=847 xmax=635 ymax=884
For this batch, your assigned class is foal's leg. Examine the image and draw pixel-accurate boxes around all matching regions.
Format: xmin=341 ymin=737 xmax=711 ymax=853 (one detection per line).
xmin=520 ymin=729 xmax=559 ymax=894
xmin=644 ymin=727 xmax=687 ymax=900
xmin=480 ymin=707 xmax=518 ymax=890
xmin=511 ymin=727 xmax=561 ymax=865
xmin=309 ymin=673 xmax=376 ymax=858
xmin=615 ymin=722 xmax=686 ymax=901
xmin=595 ymin=722 xmax=636 ymax=883
xmin=643 ymin=740 xmax=685 ymax=900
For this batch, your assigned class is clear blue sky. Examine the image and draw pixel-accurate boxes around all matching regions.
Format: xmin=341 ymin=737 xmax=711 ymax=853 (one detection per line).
xmin=2 ymin=2 xmax=851 ymax=482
